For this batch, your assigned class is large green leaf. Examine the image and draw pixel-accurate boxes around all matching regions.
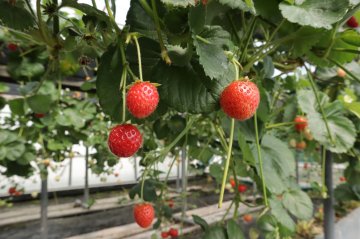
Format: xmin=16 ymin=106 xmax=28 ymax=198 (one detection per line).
xmin=151 ymin=62 xmax=218 ymax=113
xmin=297 ymin=90 xmax=356 ymax=153
xmin=8 ymin=98 xmax=26 ymax=116
xmin=282 ymin=189 xmax=313 ymax=220
xmin=254 ymin=134 xmax=296 ymax=194
xmin=227 ymin=220 xmax=245 ymax=239
xmin=237 ymin=130 xmax=256 ymax=166
xmin=96 ymin=42 xmax=124 ymax=122
xmin=161 ymin=0 xmax=195 ymax=7
xmin=218 ymin=0 xmax=255 ymax=13
xmin=27 ymin=94 xmax=52 ymax=114
xmin=202 ymin=226 xmax=227 ymax=239
xmin=269 ymin=198 xmax=296 ymax=232
xmin=0 ymin=1 xmax=35 ymax=30
xmin=192 ymin=215 xmax=209 ymax=231
xmin=279 ymin=0 xmax=349 ymax=29
xmin=193 ymin=26 xmax=233 ymax=80
xmin=189 ymin=3 xmax=206 ymax=34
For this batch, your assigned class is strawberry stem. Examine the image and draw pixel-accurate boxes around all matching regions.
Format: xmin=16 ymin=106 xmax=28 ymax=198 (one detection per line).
xmin=120 ymin=67 xmax=127 ymax=123
xmin=140 ymin=166 xmax=149 ymax=201
xmin=254 ymin=112 xmax=269 ymax=207
xmin=265 ymin=121 xmax=296 ymax=129
xmin=218 ymin=118 xmax=235 ymax=208
xmin=132 ymin=36 xmax=143 ymax=82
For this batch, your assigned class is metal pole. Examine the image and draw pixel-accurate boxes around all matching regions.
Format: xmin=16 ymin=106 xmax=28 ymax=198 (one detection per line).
xmin=176 ymin=156 xmax=181 ymax=193
xmin=324 ymin=150 xmax=335 ymax=239
xmin=40 ymin=170 xmax=48 ymax=239
xmin=134 ymin=157 xmax=138 ymax=181
xmin=68 ymin=157 xmax=72 ymax=186
xmin=84 ymin=147 xmax=89 ymax=205
xmin=181 ymin=146 xmax=187 ymax=216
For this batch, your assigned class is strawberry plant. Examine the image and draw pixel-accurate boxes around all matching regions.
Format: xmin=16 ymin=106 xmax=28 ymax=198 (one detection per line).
xmin=0 ymin=0 xmax=360 ymax=238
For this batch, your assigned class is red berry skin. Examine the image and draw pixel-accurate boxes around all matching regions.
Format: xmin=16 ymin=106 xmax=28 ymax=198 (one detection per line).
xmin=133 ymin=203 xmax=155 ymax=228
xmin=108 ymin=124 xmax=142 ymax=157
xmin=168 ymin=228 xmax=179 ymax=238
xmin=8 ymin=187 xmax=16 ymax=195
xmin=34 ymin=113 xmax=45 ymax=118
xmin=7 ymin=43 xmax=17 ymax=52
xmin=339 ymin=176 xmax=346 ymax=182
xmin=243 ymin=214 xmax=253 ymax=223
xmin=238 ymin=184 xmax=247 ymax=193
xmin=229 ymin=178 xmax=236 ymax=188
xmin=167 ymin=199 xmax=174 ymax=208
xmin=161 ymin=232 xmax=169 ymax=238
xmin=347 ymin=16 xmax=359 ymax=28
xmin=126 ymin=82 xmax=159 ymax=119
xmin=294 ymin=116 xmax=308 ymax=132
xmin=220 ymin=80 xmax=260 ymax=121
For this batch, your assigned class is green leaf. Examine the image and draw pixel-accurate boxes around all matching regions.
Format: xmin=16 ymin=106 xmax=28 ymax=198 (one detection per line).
xmin=346 ymin=102 xmax=360 ymax=118
xmin=286 ymin=26 xmax=326 ymax=57
xmin=193 ymin=26 xmax=233 ymax=80
xmin=218 ymin=0 xmax=255 ymax=14
xmin=209 ymin=163 xmax=223 ymax=185
xmin=279 ymin=0 xmax=349 ymax=29
xmin=0 ymin=83 xmax=9 ymax=93
xmin=189 ymin=3 xmax=206 ymax=34
xmin=192 ymin=215 xmax=209 ymax=231
xmin=27 ymin=94 xmax=52 ymax=114
xmin=0 ymin=1 xmax=35 ymax=30
xmin=151 ymin=62 xmax=218 ymax=113
xmin=256 ymin=134 xmax=296 ymax=194
xmin=237 ymin=130 xmax=256 ymax=166
xmin=297 ymin=90 xmax=356 ymax=153
xmin=227 ymin=220 xmax=245 ymax=239
xmin=161 ymin=0 xmax=195 ymax=7
xmin=128 ymin=180 xmax=157 ymax=202
xmin=202 ymin=226 xmax=227 ymax=239
xmin=282 ymin=189 xmax=313 ymax=220
xmin=96 ymin=42 xmax=124 ymax=122
xmin=7 ymin=142 xmax=25 ymax=161
xmin=269 ymin=198 xmax=296 ymax=232
xmin=262 ymin=56 xmax=274 ymax=78
xmin=8 ymin=98 xmax=25 ymax=116
xmin=340 ymin=30 xmax=360 ymax=47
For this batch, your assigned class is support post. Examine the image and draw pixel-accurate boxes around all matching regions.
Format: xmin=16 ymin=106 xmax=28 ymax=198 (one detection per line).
xmin=83 ymin=147 xmax=89 ymax=206
xmin=324 ymin=150 xmax=335 ymax=239
xmin=40 ymin=169 xmax=48 ymax=239
xmin=181 ymin=146 xmax=188 ymax=216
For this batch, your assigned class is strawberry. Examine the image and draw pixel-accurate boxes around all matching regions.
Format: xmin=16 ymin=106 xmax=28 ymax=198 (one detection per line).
xmin=167 ymin=199 xmax=174 ymax=208
xmin=303 ymin=162 xmax=309 ymax=170
xmin=337 ymin=68 xmax=346 ymax=78
xmin=243 ymin=214 xmax=253 ymax=223
xmin=339 ymin=176 xmax=346 ymax=182
xmin=220 ymin=80 xmax=260 ymax=121
xmin=238 ymin=184 xmax=247 ymax=193
xmin=34 ymin=113 xmax=45 ymax=118
xmin=7 ymin=43 xmax=17 ymax=52
xmin=161 ymin=231 xmax=169 ymax=238
xmin=168 ymin=228 xmax=179 ymax=238
xmin=126 ymin=81 xmax=159 ymax=119
xmin=133 ymin=203 xmax=155 ymax=228
xmin=108 ymin=124 xmax=142 ymax=157
xmin=229 ymin=178 xmax=236 ymax=188
xmin=294 ymin=116 xmax=308 ymax=132
xmin=296 ymin=141 xmax=306 ymax=150
xmin=8 ymin=187 xmax=16 ymax=195
xmin=346 ymin=16 xmax=359 ymax=28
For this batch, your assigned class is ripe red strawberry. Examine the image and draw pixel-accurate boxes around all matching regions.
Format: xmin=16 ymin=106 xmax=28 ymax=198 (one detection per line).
xmin=161 ymin=231 xmax=169 ymax=238
xmin=347 ymin=16 xmax=359 ymax=28
xmin=133 ymin=203 xmax=155 ymax=228
xmin=238 ymin=184 xmax=247 ymax=193
xmin=303 ymin=162 xmax=309 ymax=170
xmin=220 ymin=80 xmax=260 ymax=121
xmin=229 ymin=178 xmax=236 ymax=188
xmin=294 ymin=116 xmax=308 ymax=132
xmin=7 ymin=43 xmax=17 ymax=52
xmin=126 ymin=81 xmax=159 ymax=119
xmin=168 ymin=228 xmax=179 ymax=238
xmin=339 ymin=176 xmax=346 ymax=182
xmin=243 ymin=214 xmax=253 ymax=223
xmin=8 ymin=187 xmax=16 ymax=195
xmin=108 ymin=124 xmax=142 ymax=157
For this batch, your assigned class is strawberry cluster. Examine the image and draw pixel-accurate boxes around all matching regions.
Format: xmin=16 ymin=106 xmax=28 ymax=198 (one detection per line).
xmin=161 ymin=228 xmax=179 ymax=238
